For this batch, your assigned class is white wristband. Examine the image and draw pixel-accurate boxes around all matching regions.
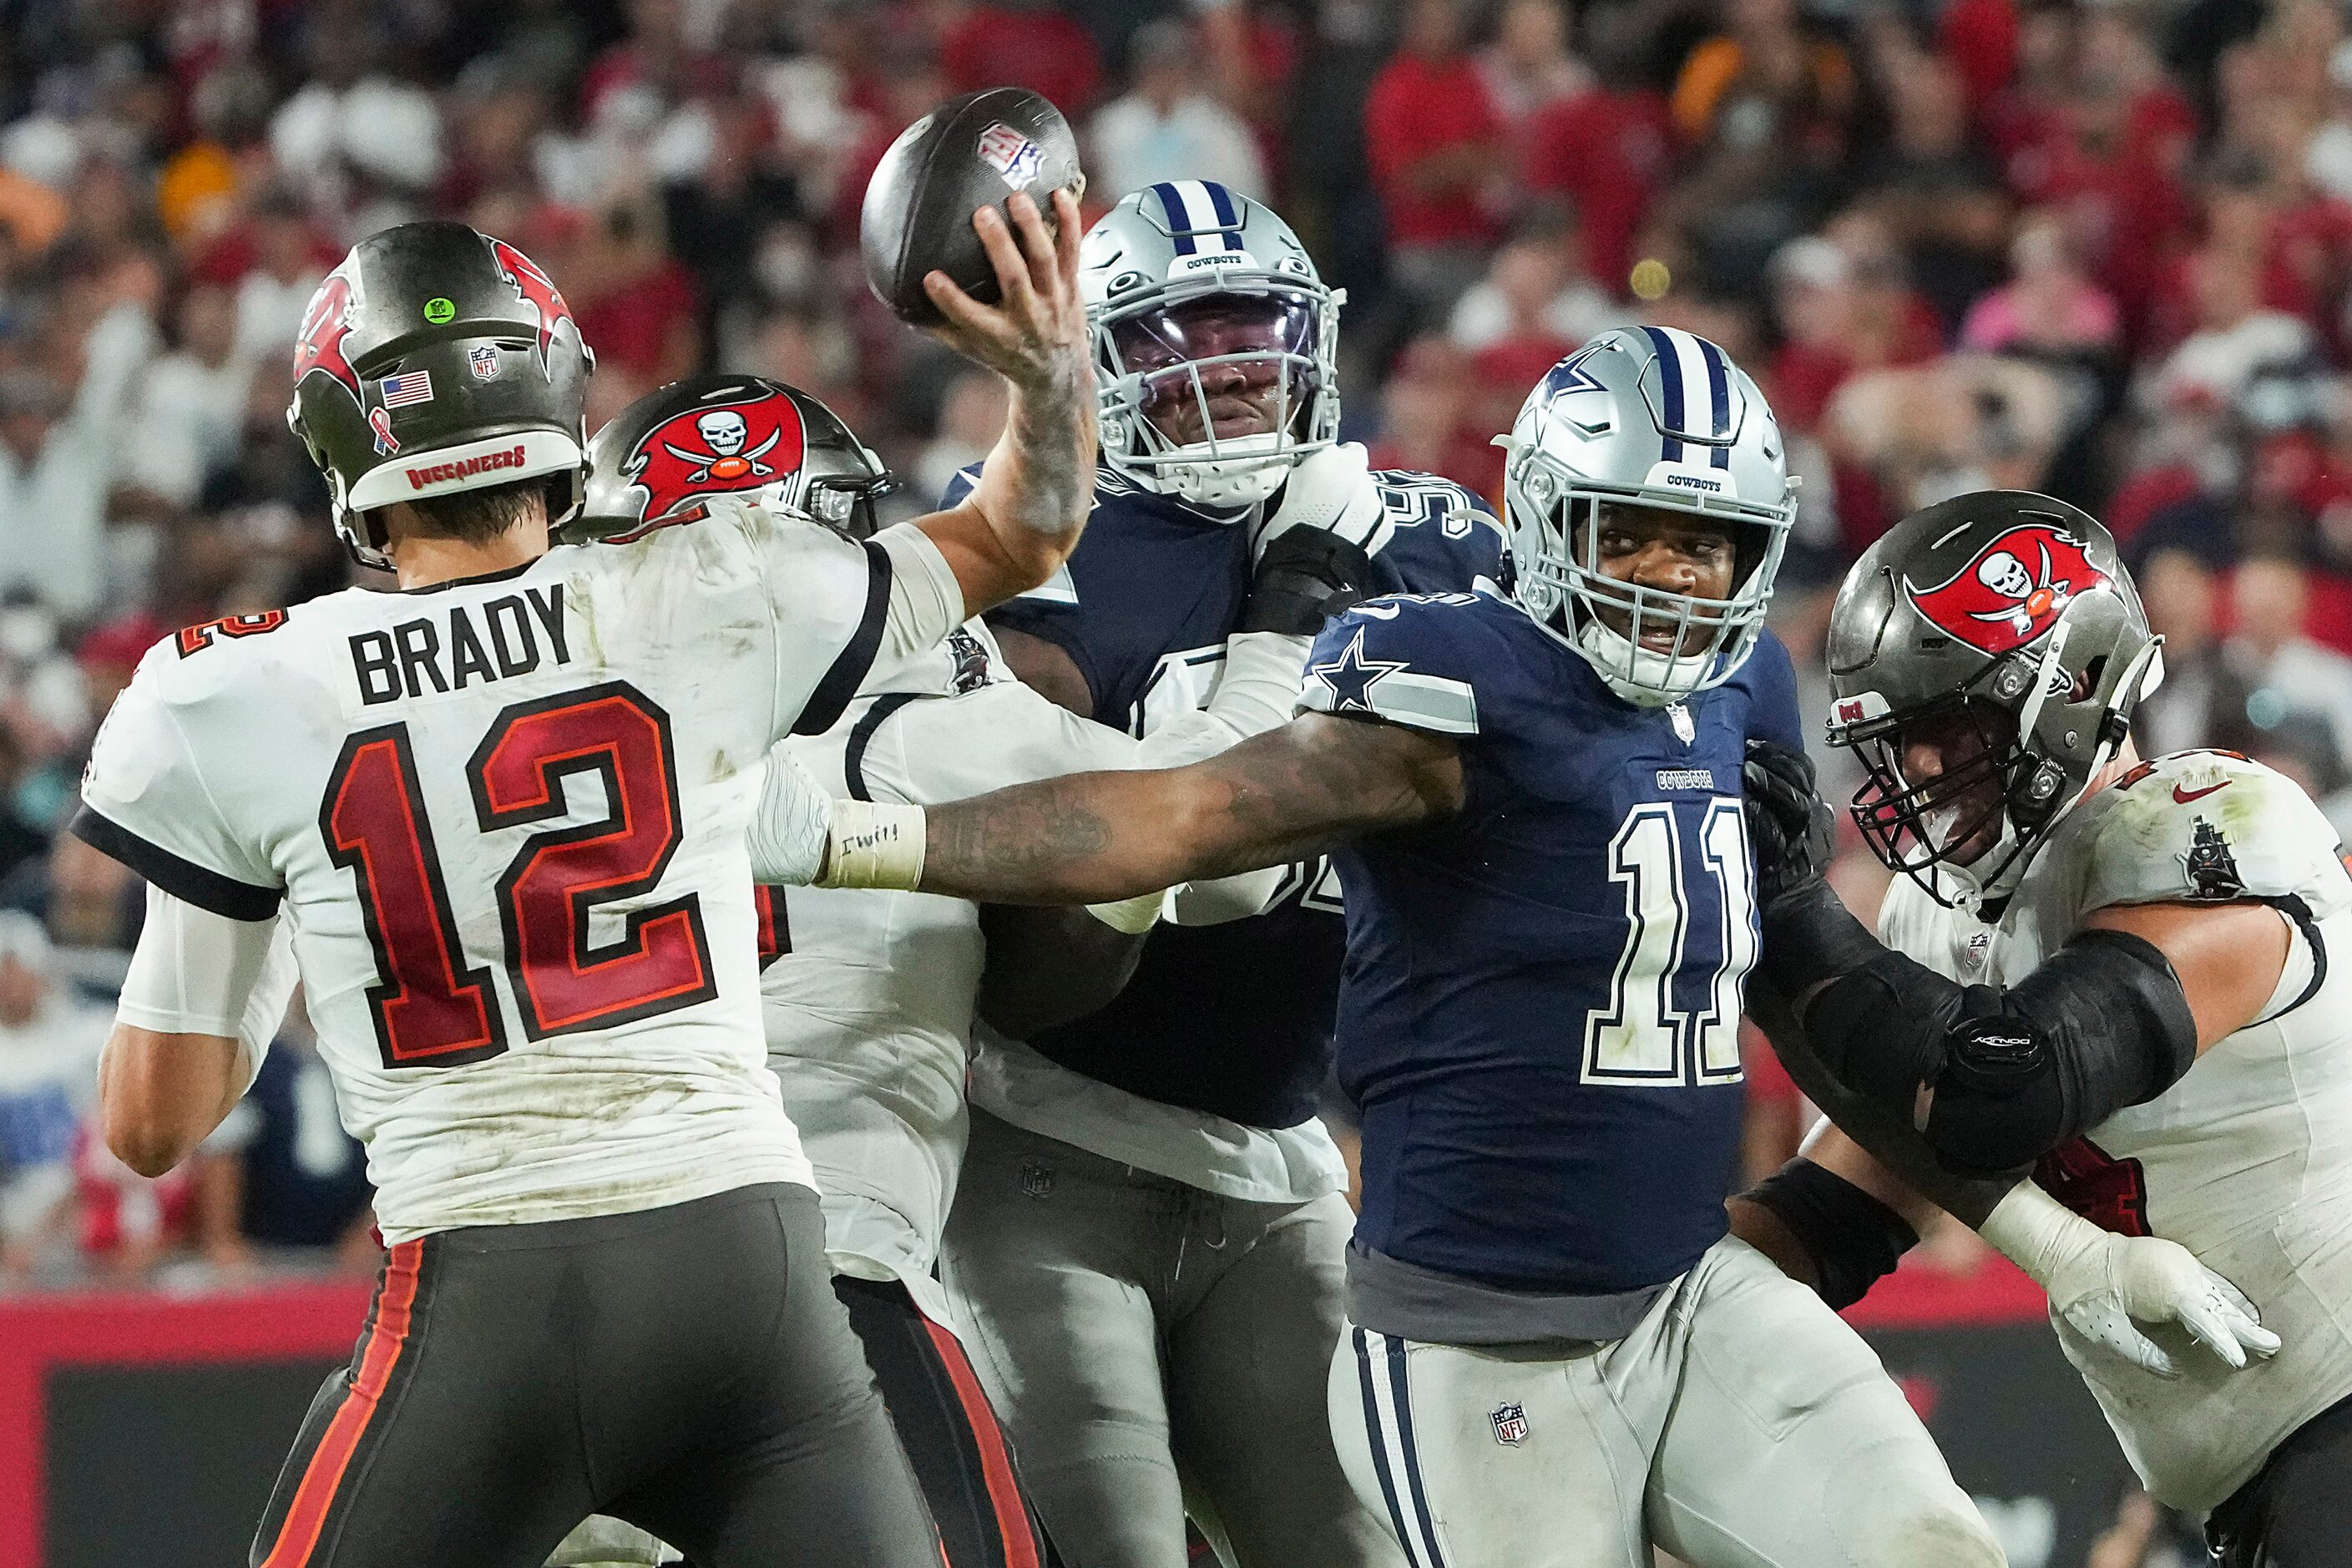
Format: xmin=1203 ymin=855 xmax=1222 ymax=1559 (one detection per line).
xmin=820 ymin=801 xmax=928 ymax=891
xmin=1977 ymin=1180 xmax=2099 ymax=1287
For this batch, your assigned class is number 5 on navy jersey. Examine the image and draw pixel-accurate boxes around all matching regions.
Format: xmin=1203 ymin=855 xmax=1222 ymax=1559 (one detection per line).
xmin=1586 ymin=798 xmax=1757 ymax=1086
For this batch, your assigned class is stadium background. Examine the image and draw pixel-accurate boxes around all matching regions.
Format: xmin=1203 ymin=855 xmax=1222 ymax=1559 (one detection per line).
xmin=0 ymin=0 xmax=2344 ymax=1561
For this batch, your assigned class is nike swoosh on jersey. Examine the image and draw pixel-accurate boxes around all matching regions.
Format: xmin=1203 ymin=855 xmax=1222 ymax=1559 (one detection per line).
xmin=2172 ymin=781 xmax=2231 ymax=804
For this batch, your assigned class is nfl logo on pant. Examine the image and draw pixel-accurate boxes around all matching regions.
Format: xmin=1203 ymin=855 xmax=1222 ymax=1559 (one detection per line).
xmin=1490 ymin=1402 xmax=1530 ymax=1446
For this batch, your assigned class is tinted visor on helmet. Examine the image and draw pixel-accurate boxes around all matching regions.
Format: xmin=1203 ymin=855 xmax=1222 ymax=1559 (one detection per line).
xmin=1834 ymin=690 xmax=2031 ymax=879
xmin=1104 ymin=290 xmax=1320 ymax=453
xmin=803 ymin=468 xmax=895 ymax=539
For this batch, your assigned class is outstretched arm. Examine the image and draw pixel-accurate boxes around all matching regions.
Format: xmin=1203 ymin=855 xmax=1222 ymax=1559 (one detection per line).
xmin=918 ymin=712 xmax=1464 ymax=903
xmin=815 ymin=713 xmax=1465 ymax=905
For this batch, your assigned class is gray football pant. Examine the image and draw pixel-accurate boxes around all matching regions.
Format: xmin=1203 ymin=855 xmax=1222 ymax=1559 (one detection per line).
xmin=1332 ymin=1235 xmax=2006 ymax=1568
xmin=940 ymin=1108 xmax=1407 ymax=1568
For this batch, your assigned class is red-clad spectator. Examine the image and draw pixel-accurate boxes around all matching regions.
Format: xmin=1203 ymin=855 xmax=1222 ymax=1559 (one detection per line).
xmin=938 ymin=0 xmax=1103 ymax=119
xmin=1766 ymin=227 xmax=1942 ymax=434
xmin=1937 ymin=0 xmax=2019 ymax=117
xmin=1364 ymin=0 xmax=1505 ymax=313
xmin=1365 ymin=336 xmax=1504 ymax=502
xmin=568 ymin=200 xmax=702 ymax=423
xmin=579 ymin=0 xmax=724 ymax=128
xmin=1524 ymin=77 xmax=1672 ymax=290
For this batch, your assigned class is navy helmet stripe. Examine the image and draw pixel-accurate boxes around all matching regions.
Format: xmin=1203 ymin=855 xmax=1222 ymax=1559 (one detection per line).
xmin=1696 ymin=336 xmax=1733 ymax=468
xmin=1697 ymin=337 xmax=1732 ymax=437
xmin=1201 ymin=180 xmax=1243 ymax=247
xmin=1641 ymin=325 xmax=1686 ymax=462
xmin=1153 ymin=183 xmax=1199 ymax=255
xmin=1383 ymin=1336 xmax=1450 ymax=1568
xmin=1353 ymin=1330 xmax=1424 ymax=1567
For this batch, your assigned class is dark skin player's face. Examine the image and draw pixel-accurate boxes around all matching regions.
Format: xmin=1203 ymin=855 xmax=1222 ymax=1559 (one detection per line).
xmin=1118 ymin=300 xmax=1292 ymax=447
xmin=1572 ymin=503 xmax=1738 ymax=655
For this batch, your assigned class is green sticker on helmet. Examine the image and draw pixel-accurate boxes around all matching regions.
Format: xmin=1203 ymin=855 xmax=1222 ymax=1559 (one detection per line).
xmin=423 ymin=297 xmax=455 ymax=324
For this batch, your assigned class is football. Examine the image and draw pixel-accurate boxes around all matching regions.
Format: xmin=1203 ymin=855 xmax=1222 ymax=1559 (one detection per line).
xmin=859 ymin=87 xmax=1084 ymax=326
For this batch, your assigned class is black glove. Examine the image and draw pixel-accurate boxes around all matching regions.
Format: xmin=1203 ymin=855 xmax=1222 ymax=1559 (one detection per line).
xmin=1743 ymin=738 xmax=1836 ymax=910
xmin=1239 ymin=524 xmax=1378 ymax=635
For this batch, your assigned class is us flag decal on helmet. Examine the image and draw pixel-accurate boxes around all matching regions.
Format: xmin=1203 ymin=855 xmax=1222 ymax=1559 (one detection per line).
xmin=1904 ymin=524 xmax=2108 ymax=656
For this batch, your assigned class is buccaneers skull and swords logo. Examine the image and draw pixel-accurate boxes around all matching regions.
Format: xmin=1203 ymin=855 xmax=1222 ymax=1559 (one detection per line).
xmin=1903 ymin=524 xmax=2109 ymax=656
xmin=619 ymin=391 xmax=809 ymax=524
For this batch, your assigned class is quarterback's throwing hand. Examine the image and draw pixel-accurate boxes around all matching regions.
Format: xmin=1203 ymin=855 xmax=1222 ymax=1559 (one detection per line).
xmin=1742 ymin=739 xmax=1836 ymax=908
xmin=922 ymin=189 xmax=1090 ymax=399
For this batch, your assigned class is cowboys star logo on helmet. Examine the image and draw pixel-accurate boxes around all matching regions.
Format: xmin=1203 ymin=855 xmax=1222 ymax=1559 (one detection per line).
xmin=1903 ymin=524 xmax=2107 ymax=656
xmin=488 ymin=235 xmax=577 ymax=376
xmin=624 ymin=393 xmax=809 ymax=523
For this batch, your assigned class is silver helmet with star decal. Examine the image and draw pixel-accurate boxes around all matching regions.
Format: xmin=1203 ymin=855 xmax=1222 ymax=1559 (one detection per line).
xmin=1498 ymin=326 xmax=1797 ymax=706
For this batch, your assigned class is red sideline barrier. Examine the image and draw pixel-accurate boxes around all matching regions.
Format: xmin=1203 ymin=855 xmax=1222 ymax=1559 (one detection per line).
xmin=0 ymin=1280 xmax=372 ymax=1568
xmin=1844 ymin=1253 xmax=2051 ymax=1331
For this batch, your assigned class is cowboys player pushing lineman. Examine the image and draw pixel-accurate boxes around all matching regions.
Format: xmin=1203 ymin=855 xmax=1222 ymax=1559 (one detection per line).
xmin=783 ymin=326 xmax=2016 ymax=1565
xmin=920 ymin=180 xmax=1505 ymax=1568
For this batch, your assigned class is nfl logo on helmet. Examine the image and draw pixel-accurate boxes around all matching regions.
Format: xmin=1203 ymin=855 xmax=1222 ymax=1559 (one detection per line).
xmin=1490 ymin=1402 xmax=1530 ymax=1446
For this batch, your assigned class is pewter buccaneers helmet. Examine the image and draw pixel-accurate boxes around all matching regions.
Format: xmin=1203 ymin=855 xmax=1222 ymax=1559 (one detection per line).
xmin=1824 ymin=490 xmax=2165 ymax=908
xmin=570 ymin=374 xmax=895 ymax=543
xmin=1081 ymin=180 xmax=1340 ymax=508
xmin=1499 ymin=326 xmax=1798 ymax=705
xmin=288 ymin=220 xmax=594 ymax=570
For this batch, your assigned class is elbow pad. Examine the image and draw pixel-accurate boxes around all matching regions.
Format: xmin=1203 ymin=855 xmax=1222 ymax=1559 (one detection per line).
xmin=1787 ymin=902 xmax=2200 ymax=1177
xmin=1918 ymin=928 xmax=2198 ymax=1176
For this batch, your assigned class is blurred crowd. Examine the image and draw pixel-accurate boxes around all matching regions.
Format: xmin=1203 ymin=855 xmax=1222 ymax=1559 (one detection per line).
xmin=8 ymin=0 xmax=2352 ymax=1297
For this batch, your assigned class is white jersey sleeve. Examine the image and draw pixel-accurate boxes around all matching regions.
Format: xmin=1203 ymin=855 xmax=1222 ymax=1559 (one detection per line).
xmin=2070 ymin=749 xmax=2352 ymax=919
xmin=75 ymin=638 xmax=283 ymax=920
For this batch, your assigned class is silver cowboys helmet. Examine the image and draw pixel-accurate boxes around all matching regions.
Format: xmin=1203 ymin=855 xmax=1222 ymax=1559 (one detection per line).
xmin=1824 ymin=490 xmax=2165 ymax=910
xmin=1080 ymin=180 xmax=1340 ymax=509
xmin=1499 ymin=326 xmax=1798 ymax=705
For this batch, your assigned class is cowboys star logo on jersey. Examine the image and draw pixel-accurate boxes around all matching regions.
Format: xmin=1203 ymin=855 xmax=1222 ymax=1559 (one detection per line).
xmin=1903 ymin=524 xmax=2108 ymax=657
xmin=488 ymin=235 xmax=578 ymax=377
xmin=619 ymin=392 xmax=808 ymax=524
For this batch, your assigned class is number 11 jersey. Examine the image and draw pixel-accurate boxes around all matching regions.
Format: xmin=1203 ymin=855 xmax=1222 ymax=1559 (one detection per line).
xmin=73 ymin=500 xmax=898 ymax=1241
xmin=1301 ymin=590 xmax=1804 ymax=1297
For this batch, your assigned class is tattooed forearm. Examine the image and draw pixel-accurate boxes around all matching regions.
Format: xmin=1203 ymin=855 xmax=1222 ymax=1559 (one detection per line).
xmin=917 ymin=714 xmax=1465 ymax=904
xmin=997 ymin=348 xmax=1097 ymax=541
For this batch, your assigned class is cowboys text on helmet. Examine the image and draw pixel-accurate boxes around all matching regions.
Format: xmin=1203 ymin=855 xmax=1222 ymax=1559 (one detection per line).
xmin=1080 ymin=180 xmax=1340 ymax=510
xmin=1498 ymin=325 xmax=1798 ymax=706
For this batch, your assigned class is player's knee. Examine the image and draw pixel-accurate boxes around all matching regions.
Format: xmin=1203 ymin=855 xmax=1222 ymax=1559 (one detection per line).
xmin=1844 ymin=1484 xmax=2007 ymax=1568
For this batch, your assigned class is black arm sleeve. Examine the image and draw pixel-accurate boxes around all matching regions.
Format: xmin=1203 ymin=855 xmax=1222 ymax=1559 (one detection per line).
xmin=1743 ymin=1157 xmax=1920 ymax=1310
xmin=1763 ymin=879 xmax=2201 ymax=1177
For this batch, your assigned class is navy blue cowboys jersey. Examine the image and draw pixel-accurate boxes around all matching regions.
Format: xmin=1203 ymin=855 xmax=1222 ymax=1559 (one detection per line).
xmin=945 ymin=463 xmax=1508 ymax=1130
xmin=1299 ymin=591 xmax=1803 ymax=1293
